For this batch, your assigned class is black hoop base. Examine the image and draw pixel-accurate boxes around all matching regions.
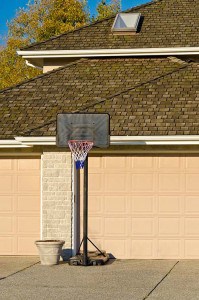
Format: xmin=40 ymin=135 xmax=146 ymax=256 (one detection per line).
xmin=69 ymin=237 xmax=109 ymax=266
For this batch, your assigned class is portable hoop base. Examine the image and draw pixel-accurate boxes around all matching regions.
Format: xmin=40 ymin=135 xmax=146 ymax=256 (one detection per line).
xmin=69 ymin=250 xmax=109 ymax=266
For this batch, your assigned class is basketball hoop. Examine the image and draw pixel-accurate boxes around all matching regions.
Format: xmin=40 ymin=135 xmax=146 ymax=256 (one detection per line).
xmin=57 ymin=114 xmax=110 ymax=266
xmin=68 ymin=140 xmax=93 ymax=169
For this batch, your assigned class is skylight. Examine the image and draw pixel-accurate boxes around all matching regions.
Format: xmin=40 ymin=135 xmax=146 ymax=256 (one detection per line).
xmin=112 ymin=13 xmax=141 ymax=33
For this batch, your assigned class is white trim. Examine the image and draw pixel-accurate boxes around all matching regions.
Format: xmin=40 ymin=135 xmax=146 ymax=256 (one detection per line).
xmin=0 ymin=140 xmax=31 ymax=148
xmin=25 ymin=60 xmax=43 ymax=70
xmin=13 ymin=135 xmax=199 ymax=146
xmin=2 ymin=135 xmax=199 ymax=148
xmin=111 ymin=136 xmax=199 ymax=145
xmin=17 ymin=47 xmax=199 ymax=59
xmin=15 ymin=136 xmax=55 ymax=145
xmin=40 ymin=154 xmax=43 ymax=240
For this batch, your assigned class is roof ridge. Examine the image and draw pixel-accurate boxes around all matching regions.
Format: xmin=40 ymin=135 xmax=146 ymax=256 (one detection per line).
xmin=20 ymin=0 xmax=156 ymax=51
xmin=0 ymin=58 xmax=87 ymax=94
xmin=21 ymin=59 xmax=191 ymax=136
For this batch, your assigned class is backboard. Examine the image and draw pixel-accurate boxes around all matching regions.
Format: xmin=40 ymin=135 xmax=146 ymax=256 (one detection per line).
xmin=56 ymin=113 xmax=110 ymax=148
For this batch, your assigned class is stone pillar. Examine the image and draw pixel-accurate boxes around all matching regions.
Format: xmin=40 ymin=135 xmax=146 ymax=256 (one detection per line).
xmin=41 ymin=151 xmax=72 ymax=260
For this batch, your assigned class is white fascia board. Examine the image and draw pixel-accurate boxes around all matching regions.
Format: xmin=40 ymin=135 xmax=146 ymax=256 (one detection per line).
xmin=17 ymin=47 xmax=199 ymax=58
xmin=0 ymin=140 xmax=31 ymax=148
xmin=111 ymin=136 xmax=199 ymax=141
xmin=15 ymin=136 xmax=56 ymax=145
xmin=13 ymin=135 xmax=199 ymax=146
xmin=111 ymin=136 xmax=199 ymax=145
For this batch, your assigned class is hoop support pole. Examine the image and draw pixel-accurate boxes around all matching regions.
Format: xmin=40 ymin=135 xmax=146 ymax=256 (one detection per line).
xmin=83 ymin=156 xmax=88 ymax=266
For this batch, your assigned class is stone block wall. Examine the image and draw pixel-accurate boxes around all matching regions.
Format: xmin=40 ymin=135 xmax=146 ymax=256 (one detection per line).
xmin=41 ymin=151 xmax=72 ymax=259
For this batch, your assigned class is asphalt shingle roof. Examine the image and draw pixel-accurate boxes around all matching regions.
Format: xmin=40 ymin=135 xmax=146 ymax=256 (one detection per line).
xmin=21 ymin=0 xmax=199 ymax=51
xmin=0 ymin=57 xmax=198 ymax=139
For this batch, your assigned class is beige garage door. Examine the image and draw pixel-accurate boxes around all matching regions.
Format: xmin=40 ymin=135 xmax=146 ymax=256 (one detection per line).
xmin=82 ymin=155 xmax=199 ymax=259
xmin=0 ymin=158 xmax=40 ymax=255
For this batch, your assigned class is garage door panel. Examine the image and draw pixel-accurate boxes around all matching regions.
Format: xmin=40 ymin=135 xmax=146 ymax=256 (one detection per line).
xmin=131 ymin=239 xmax=154 ymax=258
xmin=158 ymin=173 xmax=182 ymax=192
xmin=0 ymin=196 xmax=14 ymax=211
xmin=86 ymin=155 xmax=199 ymax=259
xmin=17 ymin=216 xmax=40 ymax=234
xmin=17 ymin=175 xmax=40 ymax=193
xmin=89 ymin=157 xmax=102 ymax=170
xmin=186 ymin=156 xmax=199 ymax=169
xmin=17 ymin=236 xmax=39 ymax=255
xmin=132 ymin=173 xmax=155 ymax=192
xmin=185 ymin=240 xmax=199 ymax=258
xmin=17 ymin=159 xmax=40 ymax=171
xmin=104 ymin=239 xmax=128 ymax=259
xmin=158 ymin=218 xmax=181 ymax=236
xmin=185 ymin=174 xmax=199 ymax=192
xmin=158 ymin=240 xmax=181 ymax=258
xmin=88 ymin=217 xmax=103 ymax=236
xmin=0 ymin=160 xmax=13 ymax=170
xmin=88 ymin=196 xmax=102 ymax=214
xmin=89 ymin=174 xmax=102 ymax=191
xmin=0 ymin=216 xmax=14 ymax=234
xmin=158 ymin=156 xmax=182 ymax=170
xmin=132 ymin=196 xmax=154 ymax=213
xmin=184 ymin=218 xmax=199 ymax=236
xmin=0 ymin=158 xmax=40 ymax=255
xmin=104 ymin=196 xmax=127 ymax=214
xmin=132 ymin=156 xmax=154 ymax=169
xmin=0 ymin=237 xmax=14 ymax=254
xmin=0 ymin=176 xmax=14 ymax=192
xmin=104 ymin=218 xmax=127 ymax=236
xmin=158 ymin=196 xmax=181 ymax=214
xmin=185 ymin=196 xmax=199 ymax=213
xmin=104 ymin=156 xmax=126 ymax=169
xmin=17 ymin=195 xmax=40 ymax=212
xmin=105 ymin=173 xmax=127 ymax=192
xmin=131 ymin=218 xmax=155 ymax=236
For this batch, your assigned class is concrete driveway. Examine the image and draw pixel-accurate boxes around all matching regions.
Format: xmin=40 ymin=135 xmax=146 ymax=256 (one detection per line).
xmin=0 ymin=258 xmax=199 ymax=300
xmin=0 ymin=256 xmax=39 ymax=279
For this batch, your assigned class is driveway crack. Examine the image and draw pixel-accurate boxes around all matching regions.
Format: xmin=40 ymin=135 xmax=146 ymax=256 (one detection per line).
xmin=0 ymin=261 xmax=39 ymax=281
xmin=142 ymin=261 xmax=179 ymax=300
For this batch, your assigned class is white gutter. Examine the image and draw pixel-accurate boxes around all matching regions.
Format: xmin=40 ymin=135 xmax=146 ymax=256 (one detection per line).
xmin=111 ymin=136 xmax=199 ymax=145
xmin=25 ymin=60 xmax=43 ymax=70
xmin=15 ymin=136 xmax=55 ymax=145
xmin=2 ymin=136 xmax=199 ymax=148
xmin=17 ymin=47 xmax=199 ymax=58
xmin=13 ymin=136 xmax=199 ymax=146
xmin=0 ymin=140 xmax=31 ymax=148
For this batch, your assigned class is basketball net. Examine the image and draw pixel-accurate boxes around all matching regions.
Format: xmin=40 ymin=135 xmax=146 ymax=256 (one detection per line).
xmin=68 ymin=140 xmax=94 ymax=169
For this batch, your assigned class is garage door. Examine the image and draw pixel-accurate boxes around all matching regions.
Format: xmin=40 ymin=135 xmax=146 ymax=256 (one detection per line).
xmin=82 ymin=155 xmax=199 ymax=259
xmin=0 ymin=158 xmax=40 ymax=255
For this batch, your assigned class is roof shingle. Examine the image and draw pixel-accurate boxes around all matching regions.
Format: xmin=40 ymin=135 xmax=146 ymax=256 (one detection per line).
xmin=1 ymin=57 xmax=198 ymax=138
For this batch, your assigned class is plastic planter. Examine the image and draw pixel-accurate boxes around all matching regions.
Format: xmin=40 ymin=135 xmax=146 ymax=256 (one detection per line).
xmin=35 ymin=240 xmax=65 ymax=266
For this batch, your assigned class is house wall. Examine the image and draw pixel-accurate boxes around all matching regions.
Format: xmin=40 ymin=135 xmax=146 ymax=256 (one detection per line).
xmin=41 ymin=151 xmax=72 ymax=260
xmin=43 ymin=58 xmax=80 ymax=73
